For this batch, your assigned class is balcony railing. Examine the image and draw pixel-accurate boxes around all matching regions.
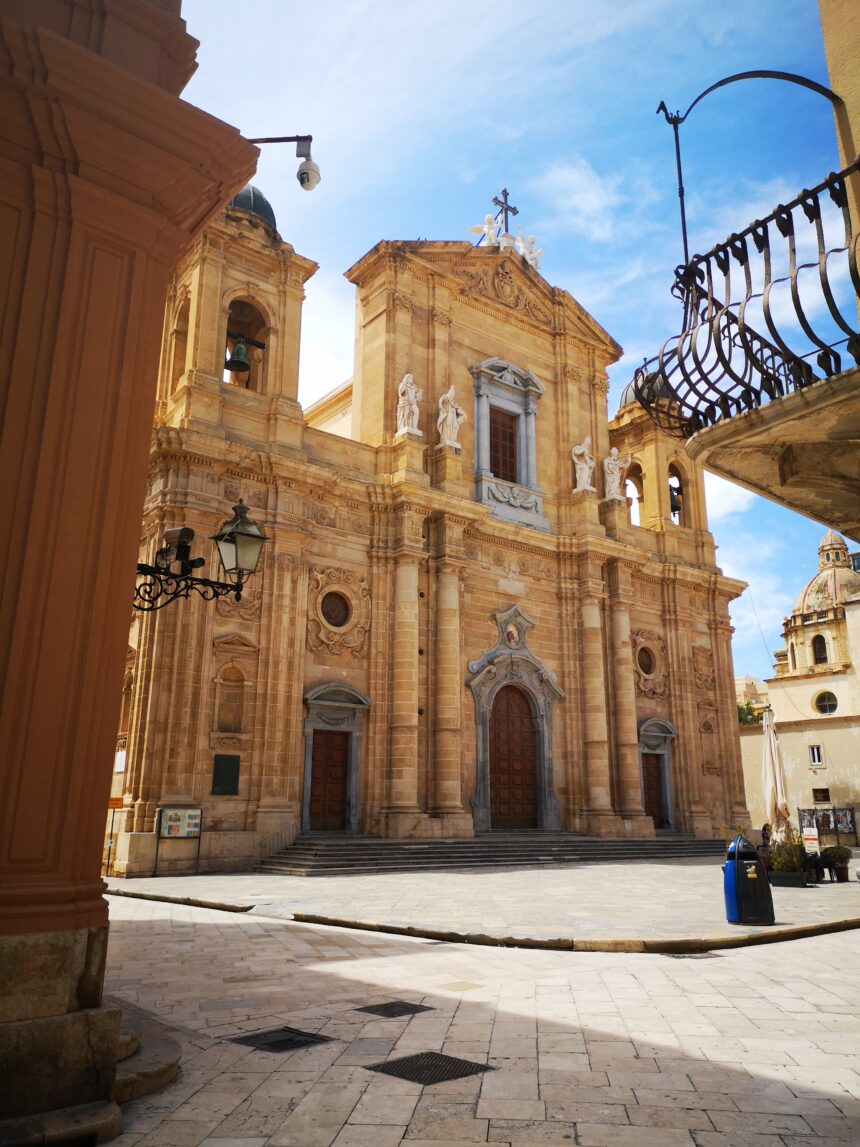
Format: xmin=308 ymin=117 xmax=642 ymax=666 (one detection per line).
xmin=633 ymin=157 xmax=860 ymax=438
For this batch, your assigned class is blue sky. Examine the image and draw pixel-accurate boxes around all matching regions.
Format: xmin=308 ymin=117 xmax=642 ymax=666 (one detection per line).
xmin=182 ymin=0 xmax=845 ymax=681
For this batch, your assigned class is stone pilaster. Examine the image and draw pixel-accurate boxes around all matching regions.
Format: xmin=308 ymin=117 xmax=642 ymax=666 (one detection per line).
xmin=386 ymin=554 xmax=422 ymax=835
xmin=0 ymin=0 xmax=256 ymax=1132
xmin=607 ymin=563 xmax=653 ymax=836
xmin=579 ymin=578 xmax=622 ymax=835
xmin=432 ymin=561 xmax=471 ymax=833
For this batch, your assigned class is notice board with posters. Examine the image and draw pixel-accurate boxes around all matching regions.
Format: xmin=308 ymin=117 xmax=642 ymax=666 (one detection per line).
xmin=159 ymin=807 xmax=202 ymax=838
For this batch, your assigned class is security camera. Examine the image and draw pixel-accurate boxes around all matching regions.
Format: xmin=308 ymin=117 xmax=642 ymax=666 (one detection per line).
xmin=296 ymin=157 xmax=321 ymax=191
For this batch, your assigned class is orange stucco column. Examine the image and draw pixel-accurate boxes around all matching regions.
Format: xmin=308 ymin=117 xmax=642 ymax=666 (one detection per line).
xmin=0 ymin=0 xmax=256 ymax=1131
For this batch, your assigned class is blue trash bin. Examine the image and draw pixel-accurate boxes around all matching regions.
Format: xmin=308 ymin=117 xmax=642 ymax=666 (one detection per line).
xmin=723 ymin=835 xmax=774 ymax=925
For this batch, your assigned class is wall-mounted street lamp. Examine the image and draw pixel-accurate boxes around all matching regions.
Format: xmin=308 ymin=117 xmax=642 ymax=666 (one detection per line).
xmin=246 ymin=133 xmax=321 ymax=190
xmin=134 ymin=500 xmax=268 ymax=611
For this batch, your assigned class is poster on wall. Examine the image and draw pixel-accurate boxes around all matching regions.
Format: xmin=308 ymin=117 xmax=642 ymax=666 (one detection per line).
xmin=159 ymin=807 xmax=202 ymax=839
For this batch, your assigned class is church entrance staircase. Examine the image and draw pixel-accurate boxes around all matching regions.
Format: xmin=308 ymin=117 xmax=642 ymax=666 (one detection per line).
xmin=256 ymin=833 xmax=725 ymax=877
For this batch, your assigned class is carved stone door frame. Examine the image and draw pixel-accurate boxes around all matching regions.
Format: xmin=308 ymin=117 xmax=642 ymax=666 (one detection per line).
xmin=637 ymin=717 xmax=676 ymax=831
xmin=467 ymin=605 xmax=564 ymax=833
xmin=302 ymin=683 xmax=371 ymax=834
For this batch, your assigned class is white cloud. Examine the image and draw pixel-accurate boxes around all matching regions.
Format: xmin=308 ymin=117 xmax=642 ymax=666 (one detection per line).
xmin=703 ymin=472 xmax=756 ymax=521
xmin=528 ymin=158 xmax=625 ymax=242
xmin=297 ymin=272 xmax=356 ymax=408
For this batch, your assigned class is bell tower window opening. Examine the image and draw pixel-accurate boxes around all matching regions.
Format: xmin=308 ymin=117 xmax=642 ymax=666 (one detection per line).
xmin=223 ymin=298 xmax=267 ymax=391
xmin=668 ymin=464 xmax=686 ymax=526
xmin=812 ymin=634 xmax=827 ymax=664
xmin=626 ymin=462 xmax=644 ymax=526
xmin=489 ymin=406 xmax=518 ymax=483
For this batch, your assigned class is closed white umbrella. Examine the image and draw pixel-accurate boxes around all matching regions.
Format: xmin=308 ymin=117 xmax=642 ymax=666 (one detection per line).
xmin=761 ymin=706 xmax=790 ymax=833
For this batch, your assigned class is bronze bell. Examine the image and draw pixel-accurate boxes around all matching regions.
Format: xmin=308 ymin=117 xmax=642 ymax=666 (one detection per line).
xmin=669 ymin=485 xmax=684 ymax=516
xmin=225 ymin=338 xmax=250 ymax=372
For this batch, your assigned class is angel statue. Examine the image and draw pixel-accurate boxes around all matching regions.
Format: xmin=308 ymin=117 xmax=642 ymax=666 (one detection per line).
xmin=469 ymin=213 xmax=501 ymax=247
xmin=396 ymin=372 xmax=422 ymax=433
xmin=516 ymin=226 xmax=543 ymax=270
xmin=437 ymin=386 xmax=467 ymax=447
xmin=603 ymin=446 xmax=632 ymax=500
xmin=571 ymin=436 xmax=596 ymax=491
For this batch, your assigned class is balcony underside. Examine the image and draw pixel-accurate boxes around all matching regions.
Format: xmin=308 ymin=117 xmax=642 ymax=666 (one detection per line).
xmin=684 ymin=365 xmax=860 ymax=544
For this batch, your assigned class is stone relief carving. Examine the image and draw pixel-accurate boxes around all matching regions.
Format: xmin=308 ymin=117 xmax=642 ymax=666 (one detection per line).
xmin=693 ymin=644 xmax=716 ymax=690
xmin=214 ymin=590 xmax=262 ymax=620
xmin=603 ymin=446 xmax=632 ymax=500
xmin=437 ymin=386 xmax=466 ymax=447
xmin=592 ymin=374 xmax=611 ymax=395
xmin=306 ymin=567 xmax=371 ymax=658
xmin=487 ymin=483 xmax=539 ymax=511
xmin=454 ymin=258 xmax=551 ymax=325
xmin=571 ymin=436 xmax=596 ymax=491
xmin=432 ymin=306 xmax=452 ymax=326
xmin=396 ymin=373 xmax=423 ymax=434
xmin=392 ymin=290 xmax=414 ymax=312
xmin=631 ymin=629 xmax=669 ymax=699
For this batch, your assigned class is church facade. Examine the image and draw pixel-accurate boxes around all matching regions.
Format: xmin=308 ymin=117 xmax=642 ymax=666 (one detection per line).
xmin=108 ymin=188 xmax=749 ymax=875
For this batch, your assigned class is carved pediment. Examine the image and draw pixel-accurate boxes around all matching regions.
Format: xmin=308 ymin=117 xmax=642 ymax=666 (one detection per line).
xmin=453 ymin=255 xmax=552 ymax=326
xmin=212 ymin=633 xmax=258 ymax=658
xmin=470 ymin=358 xmax=545 ymax=396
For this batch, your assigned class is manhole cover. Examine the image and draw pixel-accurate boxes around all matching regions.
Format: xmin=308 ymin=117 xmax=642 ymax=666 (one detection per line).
xmin=229 ymin=1025 xmax=331 ymax=1052
xmin=355 ymin=1001 xmax=434 ymax=1018
xmin=366 ymin=1050 xmax=494 ymax=1085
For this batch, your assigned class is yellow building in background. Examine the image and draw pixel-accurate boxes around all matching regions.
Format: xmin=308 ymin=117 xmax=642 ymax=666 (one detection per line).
xmin=738 ymin=530 xmax=860 ymax=839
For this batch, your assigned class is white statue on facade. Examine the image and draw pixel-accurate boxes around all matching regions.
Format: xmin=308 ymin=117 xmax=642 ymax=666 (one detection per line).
xmin=469 ymin=213 xmax=501 ymax=247
xmin=396 ymin=372 xmax=422 ymax=434
xmin=516 ymin=227 xmax=543 ymax=270
xmin=437 ymin=386 xmax=467 ymax=448
xmin=571 ymin=436 xmax=596 ymax=491
xmin=603 ymin=446 xmax=632 ymax=500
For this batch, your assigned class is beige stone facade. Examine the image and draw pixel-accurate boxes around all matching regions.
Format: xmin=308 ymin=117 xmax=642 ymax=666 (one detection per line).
xmin=737 ymin=530 xmax=860 ymax=840
xmin=111 ymin=192 xmax=749 ymax=876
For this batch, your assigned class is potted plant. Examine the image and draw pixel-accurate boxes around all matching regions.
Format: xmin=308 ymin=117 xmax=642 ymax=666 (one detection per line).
xmin=769 ymin=825 xmax=810 ymax=887
xmin=820 ymin=844 xmax=853 ymax=882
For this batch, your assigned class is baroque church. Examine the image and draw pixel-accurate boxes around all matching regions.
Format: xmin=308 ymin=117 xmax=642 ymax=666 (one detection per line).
xmin=109 ymin=186 xmax=750 ymax=875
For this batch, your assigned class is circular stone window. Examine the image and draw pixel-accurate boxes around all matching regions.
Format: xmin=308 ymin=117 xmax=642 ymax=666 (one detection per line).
xmin=320 ymin=591 xmax=351 ymax=628
xmin=815 ymin=691 xmax=838 ymax=715
xmin=637 ymin=646 xmax=655 ymax=675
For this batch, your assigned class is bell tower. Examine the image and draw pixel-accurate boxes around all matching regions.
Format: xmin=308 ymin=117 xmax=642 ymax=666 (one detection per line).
xmin=156 ymin=184 xmax=317 ymax=450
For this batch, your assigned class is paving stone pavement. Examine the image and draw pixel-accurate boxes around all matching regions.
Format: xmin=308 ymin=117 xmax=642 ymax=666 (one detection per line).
xmin=105 ymin=891 xmax=860 ymax=1147
xmin=105 ymin=858 xmax=860 ymax=947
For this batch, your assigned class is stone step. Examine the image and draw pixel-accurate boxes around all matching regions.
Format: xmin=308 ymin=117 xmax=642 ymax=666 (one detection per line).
xmin=116 ymin=1013 xmax=143 ymax=1062
xmin=113 ymin=1032 xmax=182 ymax=1105
xmin=257 ymin=834 xmax=725 ymax=876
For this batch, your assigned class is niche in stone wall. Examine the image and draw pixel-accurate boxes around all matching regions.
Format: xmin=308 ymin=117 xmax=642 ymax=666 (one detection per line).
xmin=210 ymin=635 xmax=258 ymax=751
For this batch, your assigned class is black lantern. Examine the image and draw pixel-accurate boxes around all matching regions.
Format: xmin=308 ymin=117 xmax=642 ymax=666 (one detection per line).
xmin=134 ymin=499 xmax=267 ymax=611
xmin=212 ymin=499 xmax=268 ymax=590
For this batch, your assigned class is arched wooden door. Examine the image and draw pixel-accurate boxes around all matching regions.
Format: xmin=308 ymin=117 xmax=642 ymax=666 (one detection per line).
xmin=309 ymin=729 xmax=348 ymax=831
xmin=489 ymin=685 xmax=537 ymax=830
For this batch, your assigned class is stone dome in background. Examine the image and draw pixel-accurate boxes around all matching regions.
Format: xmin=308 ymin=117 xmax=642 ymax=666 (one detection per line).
xmin=793 ymin=529 xmax=860 ymax=613
xmin=227 ymin=184 xmax=277 ymax=233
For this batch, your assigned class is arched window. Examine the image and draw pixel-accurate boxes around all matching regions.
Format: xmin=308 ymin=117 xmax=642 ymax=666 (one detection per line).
xmin=224 ymin=298 xmax=268 ymax=392
xmin=812 ymin=634 xmax=828 ymax=665
xmin=115 ymin=671 xmax=133 ymax=773
xmin=789 ymin=642 xmax=797 ymax=670
xmin=668 ymin=463 xmax=687 ymax=526
xmin=626 ymin=462 xmax=644 ymax=527
xmin=216 ymin=666 xmax=245 ymax=733
xmin=169 ymin=296 xmax=190 ymax=395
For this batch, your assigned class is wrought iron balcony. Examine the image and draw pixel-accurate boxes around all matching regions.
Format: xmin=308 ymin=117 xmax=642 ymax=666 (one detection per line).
xmin=632 ymin=157 xmax=860 ymax=438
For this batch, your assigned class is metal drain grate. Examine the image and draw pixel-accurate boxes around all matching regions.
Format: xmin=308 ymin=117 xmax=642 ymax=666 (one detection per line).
xmin=229 ymin=1025 xmax=331 ymax=1052
xmin=366 ymin=1050 xmax=494 ymax=1084
xmin=355 ymin=1001 xmax=435 ymax=1018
